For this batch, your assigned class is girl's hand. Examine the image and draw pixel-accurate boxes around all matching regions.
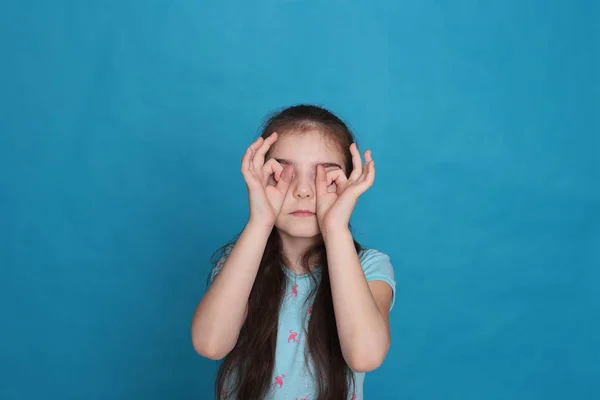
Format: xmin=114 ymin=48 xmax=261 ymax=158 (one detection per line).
xmin=315 ymin=143 xmax=375 ymax=234
xmin=241 ymin=132 xmax=294 ymax=227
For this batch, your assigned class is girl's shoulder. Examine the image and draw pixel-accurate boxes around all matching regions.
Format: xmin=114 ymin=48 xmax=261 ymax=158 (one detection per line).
xmin=209 ymin=243 xmax=235 ymax=282
xmin=358 ymin=247 xmax=396 ymax=310
xmin=357 ymin=248 xmax=395 ymax=277
xmin=358 ymin=247 xmax=392 ymax=265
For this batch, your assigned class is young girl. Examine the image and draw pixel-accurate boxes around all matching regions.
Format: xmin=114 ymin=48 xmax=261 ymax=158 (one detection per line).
xmin=191 ymin=105 xmax=396 ymax=400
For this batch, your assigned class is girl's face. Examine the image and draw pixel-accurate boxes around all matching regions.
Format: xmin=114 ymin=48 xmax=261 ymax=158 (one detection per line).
xmin=266 ymin=130 xmax=348 ymax=239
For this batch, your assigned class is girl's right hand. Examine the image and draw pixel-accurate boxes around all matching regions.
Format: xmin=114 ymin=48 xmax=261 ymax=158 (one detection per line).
xmin=241 ymin=132 xmax=294 ymax=227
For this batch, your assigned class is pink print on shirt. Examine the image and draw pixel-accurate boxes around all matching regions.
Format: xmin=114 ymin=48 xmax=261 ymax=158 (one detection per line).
xmin=283 ymin=284 xmax=299 ymax=302
xmin=307 ymin=304 xmax=313 ymax=314
xmin=296 ymin=395 xmax=311 ymax=400
xmin=350 ymin=393 xmax=357 ymax=400
xmin=287 ymin=329 xmax=299 ymax=343
xmin=271 ymin=374 xmax=285 ymax=389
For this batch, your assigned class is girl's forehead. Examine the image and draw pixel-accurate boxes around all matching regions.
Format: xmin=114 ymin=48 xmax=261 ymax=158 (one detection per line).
xmin=269 ymin=131 xmax=345 ymax=165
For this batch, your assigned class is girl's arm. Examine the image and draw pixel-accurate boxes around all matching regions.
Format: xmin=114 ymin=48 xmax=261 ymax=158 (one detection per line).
xmin=323 ymin=227 xmax=393 ymax=373
xmin=315 ymin=144 xmax=392 ymax=372
xmin=192 ymin=133 xmax=293 ymax=360
xmin=191 ymin=220 xmax=272 ymax=360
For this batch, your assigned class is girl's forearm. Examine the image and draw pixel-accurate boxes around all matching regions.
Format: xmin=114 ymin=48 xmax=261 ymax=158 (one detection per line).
xmin=323 ymin=227 xmax=390 ymax=372
xmin=191 ymin=220 xmax=272 ymax=359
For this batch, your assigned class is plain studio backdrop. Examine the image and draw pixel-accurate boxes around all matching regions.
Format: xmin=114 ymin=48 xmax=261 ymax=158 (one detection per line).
xmin=0 ymin=1 xmax=598 ymax=399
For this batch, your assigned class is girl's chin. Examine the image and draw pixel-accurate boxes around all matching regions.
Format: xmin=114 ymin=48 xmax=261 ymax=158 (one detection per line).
xmin=275 ymin=224 xmax=321 ymax=240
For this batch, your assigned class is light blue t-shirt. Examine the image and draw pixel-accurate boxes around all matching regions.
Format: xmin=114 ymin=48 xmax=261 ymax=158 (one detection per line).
xmin=210 ymin=247 xmax=396 ymax=400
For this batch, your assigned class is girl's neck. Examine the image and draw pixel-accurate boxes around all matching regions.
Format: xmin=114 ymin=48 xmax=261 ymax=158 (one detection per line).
xmin=278 ymin=231 xmax=322 ymax=274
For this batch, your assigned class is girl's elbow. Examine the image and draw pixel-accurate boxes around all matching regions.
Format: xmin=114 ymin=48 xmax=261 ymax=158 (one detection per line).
xmin=346 ymin=352 xmax=386 ymax=373
xmin=193 ymin=340 xmax=224 ymax=360
xmin=191 ymin=331 xmax=232 ymax=360
xmin=345 ymin=341 xmax=390 ymax=373
xmin=193 ymin=338 xmax=234 ymax=360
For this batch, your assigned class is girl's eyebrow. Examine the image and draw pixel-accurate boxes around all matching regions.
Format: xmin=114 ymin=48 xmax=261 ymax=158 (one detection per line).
xmin=275 ymin=158 xmax=342 ymax=169
xmin=320 ymin=162 xmax=343 ymax=169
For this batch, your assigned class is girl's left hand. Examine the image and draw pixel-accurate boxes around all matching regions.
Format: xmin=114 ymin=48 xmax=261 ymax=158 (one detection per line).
xmin=315 ymin=143 xmax=375 ymax=234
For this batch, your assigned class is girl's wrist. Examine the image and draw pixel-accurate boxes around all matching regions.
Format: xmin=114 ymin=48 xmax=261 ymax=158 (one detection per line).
xmin=321 ymin=224 xmax=352 ymax=243
xmin=246 ymin=217 xmax=275 ymax=235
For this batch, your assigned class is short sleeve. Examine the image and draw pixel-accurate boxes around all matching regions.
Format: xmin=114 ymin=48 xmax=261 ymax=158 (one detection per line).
xmin=359 ymin=248 xmax=396 ymax=311
xmin=209 ymin=244 xmax=234 ymax=283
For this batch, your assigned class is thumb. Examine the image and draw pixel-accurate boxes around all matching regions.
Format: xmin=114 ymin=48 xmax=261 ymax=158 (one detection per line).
xmin=315 ymin=165 xmax=328 ymax=196
xmin=276 ymin=165 xmax=294 ymax=193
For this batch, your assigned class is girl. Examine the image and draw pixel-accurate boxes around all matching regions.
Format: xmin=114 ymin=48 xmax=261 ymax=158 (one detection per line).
xmin=191 ymin=105 xmax=396 ymax=400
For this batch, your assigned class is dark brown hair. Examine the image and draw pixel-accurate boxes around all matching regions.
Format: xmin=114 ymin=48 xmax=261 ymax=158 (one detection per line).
xmin=213 ymin=105 xmax=362 ymax=400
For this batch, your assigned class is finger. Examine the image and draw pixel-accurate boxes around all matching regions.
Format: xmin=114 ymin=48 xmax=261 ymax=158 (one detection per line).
xmin=241 ymin=137 xmax=264 ymax=175
xmin=354 ymin=160 xmax=375 ymax=194
xmin=364 ymin=149 xmax=373 ymax=166
xmin=359 ymin=150 xmax=373 ymax=182
xmin=326 ymin=169 xmax=347 ymax=192
xmin=241 ymin=147 xmax=252 ymax=175
xmin=241 ymin=147 xmax=259 ymax=186
xmin=348 ymin=143 xmax=363 ymax=181
xmin=242 ymin=138 xmax=258 ymax=163
xmin=316 ymin=165 xmax=328 ymax=197
xmin=249 ymin=136 xmax=264 ymax=153
xmin=261 ymin=158 xmax=284 ymax=186
xmin=276 ymin=165 xmax=294 ymax=193
xmin=253 ymin=132 xmax=278 ymax=171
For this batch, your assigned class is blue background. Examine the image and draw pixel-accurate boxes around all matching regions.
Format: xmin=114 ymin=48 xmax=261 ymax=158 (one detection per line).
xmin=1 ymin=1 xmax=598 ymax=399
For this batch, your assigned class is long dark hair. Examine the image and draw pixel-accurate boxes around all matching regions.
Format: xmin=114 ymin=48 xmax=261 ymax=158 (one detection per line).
xmin=214 ymin=105 xmax=362 ymax=400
